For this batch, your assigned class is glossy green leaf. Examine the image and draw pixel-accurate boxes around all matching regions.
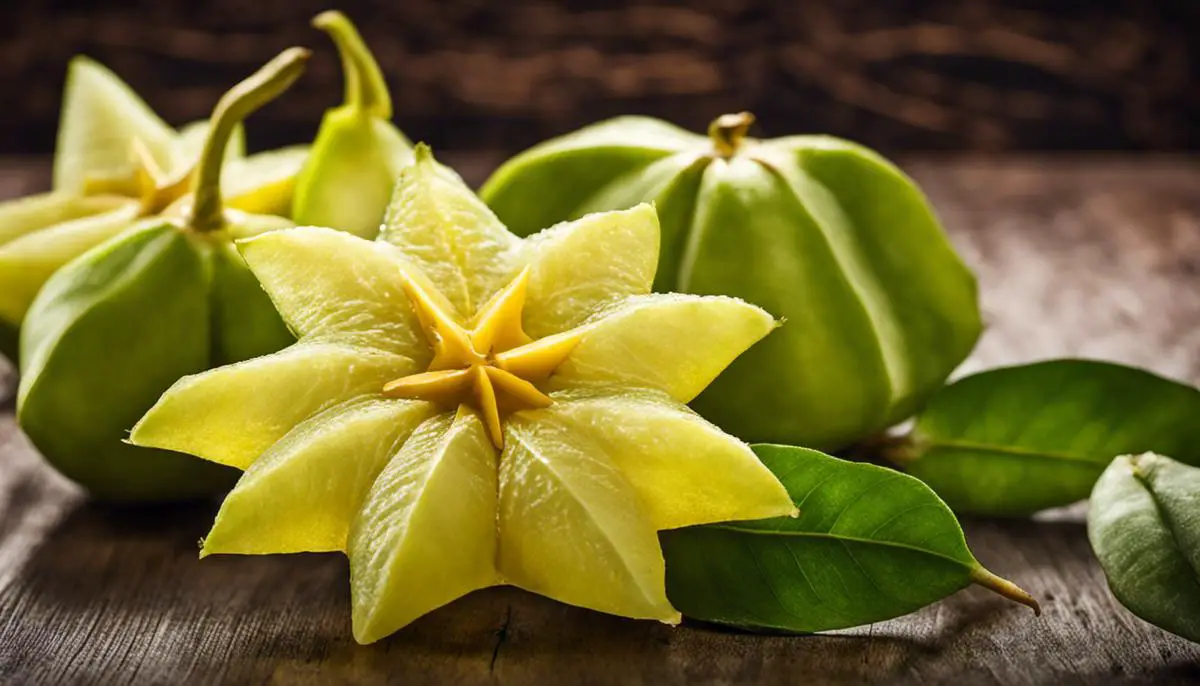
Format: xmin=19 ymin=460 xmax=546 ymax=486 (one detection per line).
xmin=1089 ymin=453 xmax=1200 ymax=644
xmin=661 ymin=444 xmax=1038 ymax=632
xmin=892 ymin=360 xmax=1200 ymax=516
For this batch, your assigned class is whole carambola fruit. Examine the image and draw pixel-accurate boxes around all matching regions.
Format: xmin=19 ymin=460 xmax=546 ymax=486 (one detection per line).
xmin=482 ymin=113 xmax=982 ymax=450
xmin=17 ymin=49 xmax=309 ymax=502
xmin=291 ymin=11 xmax=412 ymax=237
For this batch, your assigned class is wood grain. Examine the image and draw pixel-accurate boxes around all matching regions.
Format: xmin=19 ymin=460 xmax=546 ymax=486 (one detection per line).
xmin=0 ymin=156 xmax=1198 ymax=685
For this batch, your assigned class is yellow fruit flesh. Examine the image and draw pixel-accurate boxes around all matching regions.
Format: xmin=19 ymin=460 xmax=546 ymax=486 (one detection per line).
xmin=132 ymin=164 xmax=793 ymax=640
xmin=203 ymin=398 xmax=437 ymax=556
xmin=379 ymin=145 xmax=520 ymax=317
xmin=499 ymin=414 xmax=680 ymax=623
xmin=131 ymin=342 xmax=416 ymax=470
xmin=350 ymin=411 xmax=500 ymax=644
xmin=0 ymin=203 xmax=141 ymax=325
xmin=532 ymin=388 xmax=796 ymax=529
xmin=54 ymin=57 xmax=178 ymax=193
xmin=549 ymin=293 xmax=778 ymax=402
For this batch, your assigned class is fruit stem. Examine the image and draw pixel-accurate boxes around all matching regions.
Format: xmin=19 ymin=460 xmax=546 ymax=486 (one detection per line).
xmin=708 ymin=112 xmax=756 ymax=158
xmin=970 ymin=566 xmax=1042 ymax=615
xmin=189 ymin=48 xmax=310 ymax=232
xmin=313 ymin=10 xmax=392 ymax=119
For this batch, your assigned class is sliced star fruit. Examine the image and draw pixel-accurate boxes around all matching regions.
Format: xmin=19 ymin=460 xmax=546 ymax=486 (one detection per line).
xmin=0 ymin=50 xmax=308 ymax=349
xmin=132 ymin=147 xmax=792 ymax=642
xmin=17 ymin=49 xmax=310 ymax=502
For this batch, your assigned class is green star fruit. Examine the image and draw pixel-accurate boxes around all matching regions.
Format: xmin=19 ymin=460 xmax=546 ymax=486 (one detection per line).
xmin=17 ymin=49 xmax=312 ymax=501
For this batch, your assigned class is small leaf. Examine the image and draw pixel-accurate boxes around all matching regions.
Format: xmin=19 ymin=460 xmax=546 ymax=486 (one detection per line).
xmin=891 ymin=360 xmax=1200 ymax=516
xmin=1088 ymin=453 xmax=1200 ymax=644
xmin=661 ymin=444 xmax=1037 ymax=632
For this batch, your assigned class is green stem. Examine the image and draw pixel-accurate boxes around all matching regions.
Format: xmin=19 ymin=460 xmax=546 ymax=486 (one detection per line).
xmin=313 ymin=10 xmax=392 ymax=119
xmin=708 ymin=111 xmax=756 ymax=158
xmin=189 ymin=47 xmax=310 ymax=233
xmin=970 ymin=566 xmax=1042 ymax=615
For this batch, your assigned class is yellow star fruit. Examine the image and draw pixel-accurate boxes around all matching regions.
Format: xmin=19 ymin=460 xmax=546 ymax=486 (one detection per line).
xmin=131 ymin=145 xmax=794 ymax=643
xmin=0 ymin=56 xmax=308 ymax=340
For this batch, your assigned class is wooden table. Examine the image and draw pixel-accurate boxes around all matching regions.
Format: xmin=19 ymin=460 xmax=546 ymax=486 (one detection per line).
xmin=1 ymin=156 xmax=1198 ymax=685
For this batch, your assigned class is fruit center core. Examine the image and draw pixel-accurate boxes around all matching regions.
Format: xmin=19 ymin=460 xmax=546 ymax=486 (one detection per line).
xmin=382 ymin=268 xmax=581 ymax=449
xmin=82 ymin=138 xmax=194 ymax=217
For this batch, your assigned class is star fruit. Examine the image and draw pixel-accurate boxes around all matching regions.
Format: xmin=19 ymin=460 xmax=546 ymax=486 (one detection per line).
xmin=18 ymin=49 xmax=310 ymax=501
xmin=0 ymin=54 xmax=308 ymax=361
xmin=291 ymin=11 xmax=413 ymax=237
xmin=131 ymin=145 xmax=795 ymax=643
xmin=481 ymin=112 xmax=982 ymax=452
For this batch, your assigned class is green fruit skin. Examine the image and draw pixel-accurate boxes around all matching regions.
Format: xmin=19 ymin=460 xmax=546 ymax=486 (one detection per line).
xmin=292 ymin=109 xmax=412 ymax=238
xmin=482 ymin=118 xmax=981 ymax=451
xmin=17 ymin=220 xmax=294 ymax=501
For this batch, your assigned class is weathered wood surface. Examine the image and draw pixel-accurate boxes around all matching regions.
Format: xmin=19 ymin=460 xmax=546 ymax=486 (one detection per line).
xmin=0 ymin=156 xmax=1198 ymax=685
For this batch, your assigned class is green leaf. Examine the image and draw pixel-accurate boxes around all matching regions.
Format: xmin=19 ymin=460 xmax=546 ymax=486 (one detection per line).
xmin=661 ymin=444 xmax=1037 ymax=632
xmin=1089 ymin=453 xmax=1200 ymax=644
xmin=892 ymin=360 xmax=1200 ymax=516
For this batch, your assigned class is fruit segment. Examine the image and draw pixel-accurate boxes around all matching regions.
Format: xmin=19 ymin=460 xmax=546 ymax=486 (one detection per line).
xmin=535 ymin=388 xmax=795 ymax=529
xmin=519 ymin=204 xmax=659 ymax=338
xmin=204 ymin=398 xmax=437 ymax=556
xmin=128 ymin=145 xmax=792 ymax=639
xmin=549 ymin=293 xmax=777 ymax=402
xmin=350 ymin=411 xmax=500 ymax=644
xmin=0 ymin=203 xmax=140 ymax=324
xmin=380 ymin=145 xmax=520 ymax=318
xmin=221 ymin=146 xmax=310 ymax=217
xmin=132 ymin=342 xmax=414 ymax=470
xmin=0 ymin=192 xmax=126 ymax=246
xmin=499 ymin=415 xmax=680 ymax=623
xmin=238 ymin=226 xmax=439 ymax=359
xmin=54 ymin=56 xmax=178 ymax=192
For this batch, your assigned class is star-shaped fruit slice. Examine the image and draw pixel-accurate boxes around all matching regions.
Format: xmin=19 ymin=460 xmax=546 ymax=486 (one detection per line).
xmin=131 ymin=145 xmax=794 ymax=643
xmin=0 ymin=56 xmax=309 ymax=335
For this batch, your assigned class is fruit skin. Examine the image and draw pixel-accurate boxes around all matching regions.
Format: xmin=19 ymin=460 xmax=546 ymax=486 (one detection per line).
xmin=15 ymin=49 xmax=307 ymax=502
xmin=292 ymin=110 xmax=411 ymax=237
xmin=291 ymin=11 xmax=412 ymax=237
xmin=482 ymin=115 xmax=982 ymax=451
xmin=18 ymin=224 xmax=240 ymax=500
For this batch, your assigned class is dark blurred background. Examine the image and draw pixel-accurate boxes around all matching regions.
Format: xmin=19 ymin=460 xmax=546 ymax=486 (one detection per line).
xmin=1 ymin=0 xmax=1197 ymax=156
